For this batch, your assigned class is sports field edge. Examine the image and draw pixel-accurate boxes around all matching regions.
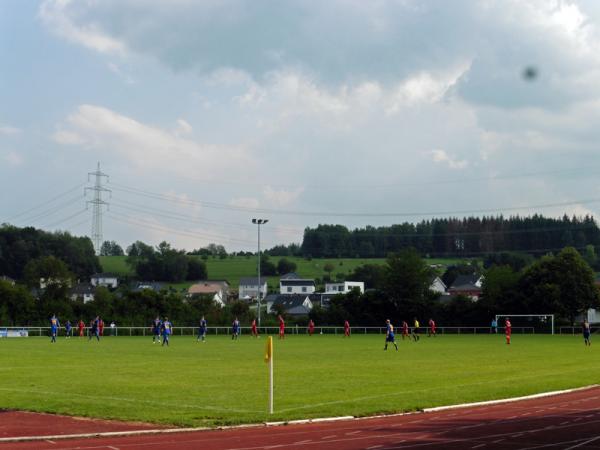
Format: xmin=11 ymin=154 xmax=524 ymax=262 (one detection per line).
xmin=1 ymin=384 xmax=597 ymax=444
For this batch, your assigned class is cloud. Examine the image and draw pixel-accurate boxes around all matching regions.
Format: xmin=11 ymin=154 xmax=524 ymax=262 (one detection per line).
xmin=39 ymin=0 xmax=126 ymax=54
xmin=174 ymin=119 xmax=193 ymax=136
xmin=0 ymin=125 xmax=21 ymax=135
xmin=53 ymin=104 xmax=253 ymax=179
xmin=229 ymin=197 xmax=260 ymax=209
xmin=2 ymin=150 xmax=23 ymax=166
xmin=430 ymin=150 xmax=468 ymax=170
xmin=262 ymin=186 xmax=304 ymax=207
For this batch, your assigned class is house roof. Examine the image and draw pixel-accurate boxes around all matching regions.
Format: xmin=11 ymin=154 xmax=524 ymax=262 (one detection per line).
xmin=239 ymin=277 xmax=267 ymax=285
xmin=280 ymin=279 xmax=315 ymax=287
xmin=280 ymin=272 xmax=300 ymax=280
xmin=449 ymin=274 xmax=481 ymax=290
xmin=429 ymin=276 xmax=446 ymax=287
xmin=268 ymin=294 xmax=312 ymax=309
xmin=69 ymin=283 xmax=95 ymax=295
xmin=132 ymin=282 xmax=164 ymax=292
xmin=91 ymin=273 xmax=117 ymax=278
xmin=188 ymin=282 xmax=224 ymax=295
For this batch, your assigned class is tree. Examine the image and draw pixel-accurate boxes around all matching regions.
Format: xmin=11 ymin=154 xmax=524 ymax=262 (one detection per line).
xmin=100 ymin=240 xmax=124 ymax=256
xmin=323 ymin=263 xmax=335 ymax=276
xmin=349 ymin=264 xmax=385 ymax=289
xmin=260 ymin=255 xmax=277 ymax=276
xmin=384 ymin=248 xmax=433 ymax=318
xmin=277 ymin=258 xmax=297 ymax=275
xmin=187 ymin=258 xmax=207 ymax=280
xmin=23 ymin=256 xmax=72 ymax=288
xmin=480 ymin=265 xmax=521 ymax=317
xmin=520 ymin=247 xmax=599 ymax=323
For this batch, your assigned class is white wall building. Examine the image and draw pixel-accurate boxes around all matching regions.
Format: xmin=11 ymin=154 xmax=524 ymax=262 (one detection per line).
xmin=324 ymin=281 xmax=365 ymax=294
xmin=238 ymin=277 xmax=268 ymax=300
xmin=91 ymin=273 xmax=118 ymax=289
xmin=279 ymin=278 xmax=316 ymax=295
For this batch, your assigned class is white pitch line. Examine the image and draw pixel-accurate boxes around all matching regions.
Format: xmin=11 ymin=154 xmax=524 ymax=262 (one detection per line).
xmin=563 ymin=435 xmax=600 ymax=450
xmin=1 ymin=385 xmax=599 ymax=444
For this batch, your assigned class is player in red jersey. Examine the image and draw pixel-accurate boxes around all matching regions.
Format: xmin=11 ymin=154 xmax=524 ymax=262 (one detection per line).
xmin=428 ymin=318 xmax=436 ymax=337
xmin=251 ymin=318 xmax=258 ymax=337
xmin=505 ymin=318 xmax=512 ymax=345
xmin=98 ymin=317 xmax=104 ymax=336
xmin=401 ymin=320 xmax=409 ymax=340
xmin=78 ymin=319 xmax=85 ymax=337
xmin=278 ymin=315 xmax=285 ymax=340
xmin=344 ymin=320 xmax=350 ymax=337
xmin=308 ymin=319 xmax=315 ymax=336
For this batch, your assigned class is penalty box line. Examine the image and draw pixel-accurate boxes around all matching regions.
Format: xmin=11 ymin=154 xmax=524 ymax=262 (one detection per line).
xmin=1 ymin=384 xmax=599 ymax=444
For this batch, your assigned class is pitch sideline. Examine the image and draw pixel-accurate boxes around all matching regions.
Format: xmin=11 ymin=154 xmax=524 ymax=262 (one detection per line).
xmin=0 ymin=384 xmax=597 ymax=444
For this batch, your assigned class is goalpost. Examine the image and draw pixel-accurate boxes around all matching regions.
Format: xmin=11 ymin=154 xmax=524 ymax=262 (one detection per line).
xmin=495 ymin=314 xmax=555 ymax=335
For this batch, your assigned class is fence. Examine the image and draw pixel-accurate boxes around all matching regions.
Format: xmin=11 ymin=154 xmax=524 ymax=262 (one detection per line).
xmin=0 ymin=325 xmax=536 ymax=337
xmin=559 ymin=326 xmax=600 ymax=335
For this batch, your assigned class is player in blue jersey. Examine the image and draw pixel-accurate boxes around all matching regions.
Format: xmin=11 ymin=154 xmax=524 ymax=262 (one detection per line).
xmin=583 ymin=319 xmax=591 ymax=346
xmin=50 ymin=314 xmax=60 ymax=343
xmin=384 ymin=319 xmax=398 ymax=351
xmin=161 ymin=317 xmax=172 ymax=346
xmin=197 ymin=316 xmax=207 ymax=342
xmin=231 ymin=318 xmax=240 ymax=340
xmin=151 ymin=317 xmax=162 ymax=344
xmin=65 ymin=320 xmax=72 ymax=338
xmin=88 ymin=316 xmax=100 ymax=341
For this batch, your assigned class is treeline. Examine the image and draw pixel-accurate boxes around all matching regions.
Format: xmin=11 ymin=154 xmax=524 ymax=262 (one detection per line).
xmin=310 ymin=247 xmax=599 ymax=326
xmin=299 ymin=215 xmax=600 ymax=258
xmin=0 ymin=224 xmax=101 ymax=280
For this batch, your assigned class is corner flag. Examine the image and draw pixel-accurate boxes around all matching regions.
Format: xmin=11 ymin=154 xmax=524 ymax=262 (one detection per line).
xmin=265 ymin=336 xmax=273 ymax=363
xmin=265 ymin=336 xmax=274 ymax=413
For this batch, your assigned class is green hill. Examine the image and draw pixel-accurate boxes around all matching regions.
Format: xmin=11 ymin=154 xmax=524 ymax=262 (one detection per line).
xmin=99 ymin=255 xmax=466 ymax=290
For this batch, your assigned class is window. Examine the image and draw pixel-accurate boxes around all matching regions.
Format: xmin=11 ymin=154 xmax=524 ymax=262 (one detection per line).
xmin=287 ymin=287 xmax=292 ymax=293
xmin=302 ymin=287 xmax=307 ymax=292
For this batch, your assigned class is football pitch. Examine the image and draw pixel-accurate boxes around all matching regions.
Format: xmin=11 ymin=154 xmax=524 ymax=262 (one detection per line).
xmin=0 ymin=334 xmax=596 ymax=427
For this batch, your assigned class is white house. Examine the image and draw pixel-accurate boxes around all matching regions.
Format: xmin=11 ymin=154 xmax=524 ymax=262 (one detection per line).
xmin=188 ymin=281 xmax=228 ymax=307
xmin=69 ymin=283 xmax=95 ymax=303
xmin=324 ymin=281 xmax=364 ymax=294
xmin=91 ymin=273 xmax=118 ymax=289
xmin=238 ymin=277 xmax=268 ymax=300
xmin=280 ymin=278 xmax=316 ymax=295
xmin=429 ymin=276 xmax=447 ymax=294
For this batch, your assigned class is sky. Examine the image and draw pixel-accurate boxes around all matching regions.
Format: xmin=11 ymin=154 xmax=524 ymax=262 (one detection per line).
xmin=2 ymin=0 xmax=600 ymax=252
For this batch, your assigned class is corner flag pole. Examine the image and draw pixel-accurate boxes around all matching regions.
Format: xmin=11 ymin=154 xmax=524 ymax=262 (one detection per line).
xmin=265 ymin=336 xmax=273 ymax=414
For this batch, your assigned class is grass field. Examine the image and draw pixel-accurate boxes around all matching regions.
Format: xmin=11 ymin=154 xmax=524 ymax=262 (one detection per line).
xmin=0 ymin=334 xmax=595 ymax=427
xmin=99 ymin=255 xmax=471 ymax=289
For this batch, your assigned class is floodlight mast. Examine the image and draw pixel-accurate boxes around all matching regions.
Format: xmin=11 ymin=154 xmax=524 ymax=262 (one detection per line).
xmin=252 ymin=218 xmax=269 ymax=327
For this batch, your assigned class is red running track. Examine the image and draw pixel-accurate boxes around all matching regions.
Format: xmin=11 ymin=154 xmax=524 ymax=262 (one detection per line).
xmin=2 ymin=387 xmax=600 ymax=449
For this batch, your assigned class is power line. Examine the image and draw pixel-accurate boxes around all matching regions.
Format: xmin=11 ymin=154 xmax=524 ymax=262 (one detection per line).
xmin=110 ymin=199 xmax=599 ymax=239
xmin=106 ymin=213 xmax=279 ymax=247
xmin=146 ymin=166 xmax=599 ymax=191
xmin=2 ymin=182 xmax=86 ymax=223
xmin=110 ymin=182 xmax=600 ymax=218
xmin=43 ymin=209 xmax=88 ymax=229
xmin=16 ymin=195 xmax=86 ymax=226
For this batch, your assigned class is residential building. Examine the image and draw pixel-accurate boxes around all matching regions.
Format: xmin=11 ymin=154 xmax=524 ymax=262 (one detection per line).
xmin=324 ymin=281 xmax=364 ymax=294
xmin=131 ymin=282 xmax=164 ymax=293
xmin=69 ymin=283 xmax=95 ymax=303
xmin=0 ymin=275 xmax=15 ymax=285
xmin=238 ymin=277 xmax=268 ymax=300
xmin=429 ymin=276 xmax=447 ymax=294
xmin=265 ymin=294 xmax=313 ymax=316
xmin=91 ymin=273 xmax=118 ymax=289
xmin=188 ymin=281 xmax=229 ymax=307
xmin=448 ymin=274 xmax=483 ymax=300
xmin=279 ymin=273 xmax=315 ymax=295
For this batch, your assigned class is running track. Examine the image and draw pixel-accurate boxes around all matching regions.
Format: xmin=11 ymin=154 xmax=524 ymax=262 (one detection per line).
xmin=2 ymin=387 xmax=600 ymax=449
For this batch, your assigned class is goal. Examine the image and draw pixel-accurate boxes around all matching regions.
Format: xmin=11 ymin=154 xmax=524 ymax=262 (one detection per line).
xmin=495 ymin=314 xmax=555 ymax=335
